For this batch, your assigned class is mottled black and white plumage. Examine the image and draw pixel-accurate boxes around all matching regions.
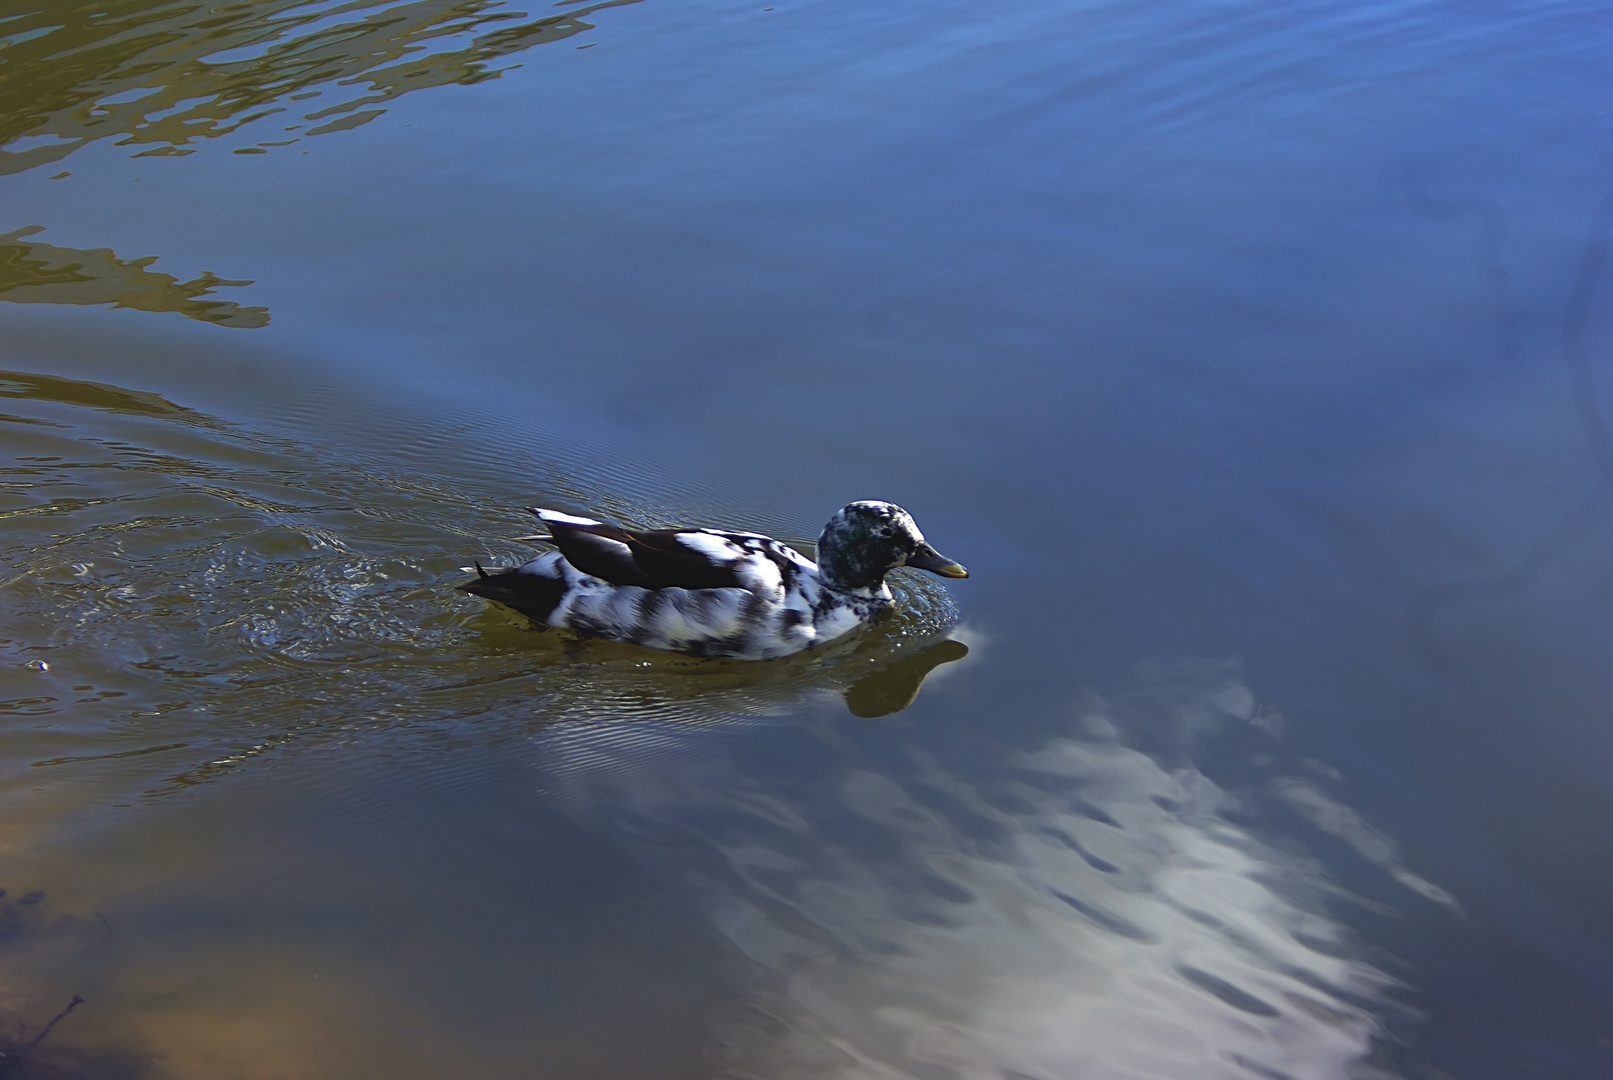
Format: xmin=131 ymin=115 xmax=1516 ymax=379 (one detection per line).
xmin=460 ymin=501 xmax=968 ymax=660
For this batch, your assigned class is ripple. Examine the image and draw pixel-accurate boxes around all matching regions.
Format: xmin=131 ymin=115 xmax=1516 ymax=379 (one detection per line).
xmin=0 ymin=369 xmax=968 ymax=805
xmin=536 ymin=662 xmax=1441 ymax=1079
xmin=0 ymin=0 xmax=649 ymax=175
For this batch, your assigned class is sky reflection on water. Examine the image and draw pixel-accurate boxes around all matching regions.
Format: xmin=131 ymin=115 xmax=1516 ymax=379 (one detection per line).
xmin=543 ymin=662 xmax=1444 ymax=1080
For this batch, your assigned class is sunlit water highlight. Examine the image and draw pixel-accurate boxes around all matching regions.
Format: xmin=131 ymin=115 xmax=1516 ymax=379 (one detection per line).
xmin=543 ymin=662 xmax=1444 ymax=1080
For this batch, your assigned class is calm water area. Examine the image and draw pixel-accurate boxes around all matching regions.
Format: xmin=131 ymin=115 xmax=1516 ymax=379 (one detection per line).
xmin=1 ymin=0 xmax=1611 ymax=1076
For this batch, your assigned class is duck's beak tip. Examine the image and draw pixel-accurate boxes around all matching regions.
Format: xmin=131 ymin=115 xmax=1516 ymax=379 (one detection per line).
xmin=908 ymin=544 xmax=969 ymax=579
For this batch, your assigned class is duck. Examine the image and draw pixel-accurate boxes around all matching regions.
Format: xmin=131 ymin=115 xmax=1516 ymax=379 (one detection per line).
xmin=460 ymin=500 xmax=968 ymax=660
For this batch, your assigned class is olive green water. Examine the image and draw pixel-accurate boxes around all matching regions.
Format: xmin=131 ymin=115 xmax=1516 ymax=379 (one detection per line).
xmin=3 ymin=0 xmax=1613 ymax=1077
xmin=1 ymin=355 xmax=966 ymax=1077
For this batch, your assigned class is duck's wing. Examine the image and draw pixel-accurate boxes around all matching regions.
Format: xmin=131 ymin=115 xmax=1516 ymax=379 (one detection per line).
xmin=532 ymin=509 xmax=762 ymax=591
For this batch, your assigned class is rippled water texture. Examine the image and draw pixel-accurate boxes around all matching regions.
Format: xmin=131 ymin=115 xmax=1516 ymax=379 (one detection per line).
xmin=2 ymin=0 xmax=1612 ymax=1077
xmin=551 ymin=664 xmax=1444 ymax=1080
xmin=0 ymin=370 xmax=962 ymax=782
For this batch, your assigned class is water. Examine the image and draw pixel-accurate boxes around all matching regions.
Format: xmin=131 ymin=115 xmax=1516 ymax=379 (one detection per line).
xmin=2 ymin=0 xmax=1611 ymax=1076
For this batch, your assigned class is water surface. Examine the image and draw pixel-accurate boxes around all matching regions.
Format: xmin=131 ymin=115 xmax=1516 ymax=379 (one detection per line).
xmin=2 ymin=0 xmax=1612 ymax=1076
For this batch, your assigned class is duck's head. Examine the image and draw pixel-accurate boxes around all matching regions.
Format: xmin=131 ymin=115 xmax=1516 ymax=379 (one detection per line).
xmin=816 ymin=501 xmax=969 ymax=593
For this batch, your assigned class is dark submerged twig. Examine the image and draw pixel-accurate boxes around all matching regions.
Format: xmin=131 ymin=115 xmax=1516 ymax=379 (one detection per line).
xmin=21 ymin=997 xmax=84 ymax=1056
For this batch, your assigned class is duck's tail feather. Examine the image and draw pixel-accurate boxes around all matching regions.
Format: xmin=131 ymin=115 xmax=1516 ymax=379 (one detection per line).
xmin=458 ymin=564 xmax=568 ymax=623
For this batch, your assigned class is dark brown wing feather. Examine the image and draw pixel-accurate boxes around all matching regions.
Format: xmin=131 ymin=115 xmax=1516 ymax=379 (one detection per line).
xmin=542 ymin=518 xmax=656 ymax=586
xmin=543 ymin=518 xmax=745 ymax=591
xmin=621 ymin=529 xmax=747 ymax=590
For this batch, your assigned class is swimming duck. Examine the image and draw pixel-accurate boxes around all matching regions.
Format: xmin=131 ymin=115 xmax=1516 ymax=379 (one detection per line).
xmin=460 ymin=501 xmax=968 ymax=660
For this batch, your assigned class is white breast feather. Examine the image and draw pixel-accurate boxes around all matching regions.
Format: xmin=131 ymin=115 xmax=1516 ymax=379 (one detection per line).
xmin=663 ymin=589 xmax=746 ymax=644
xmin=784 ymin=571 xmax=818 ymax=618
xmin=813 ymin=601 xmax=864 ymax=642
xmin=733 ymin=554 xmax=783 ymax=599
xmin=600 ymin=585 xmax=647 ymax=631
xmin=675 ymin=531 xmax=744 ymax=563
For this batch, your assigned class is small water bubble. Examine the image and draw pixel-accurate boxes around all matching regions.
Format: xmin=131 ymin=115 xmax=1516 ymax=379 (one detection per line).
xmin=25 ymin=660 xmax=48 ymax=672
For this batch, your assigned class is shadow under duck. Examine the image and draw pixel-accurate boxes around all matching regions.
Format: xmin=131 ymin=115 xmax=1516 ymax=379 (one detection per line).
xmin=460 ymin=500 xmax=967 ymax=660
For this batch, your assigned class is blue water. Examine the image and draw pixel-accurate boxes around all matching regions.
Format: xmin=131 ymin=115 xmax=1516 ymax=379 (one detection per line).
xmin=1 ymin=0 xmax=1611 ymax=1075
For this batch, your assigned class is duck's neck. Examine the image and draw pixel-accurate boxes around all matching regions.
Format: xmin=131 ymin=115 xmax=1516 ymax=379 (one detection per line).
xmin=814 ymin=551 xmax=893 ymax=600
xmin=815 ymin=535 xmax=894 ymax=594
xmin=818 ymin=574 xmax=892 ymax=600
xmin=812 ymin=574 xmax=893 ymax=622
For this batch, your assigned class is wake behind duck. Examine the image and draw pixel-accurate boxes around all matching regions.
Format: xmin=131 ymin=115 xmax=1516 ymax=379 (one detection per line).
xmin=461 ymin=501 xmax=967 ymax=660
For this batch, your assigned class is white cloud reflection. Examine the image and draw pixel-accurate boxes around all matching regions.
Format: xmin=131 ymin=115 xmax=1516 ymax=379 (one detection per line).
xmin=539 ymin=662 xmax=1440 ymax=1080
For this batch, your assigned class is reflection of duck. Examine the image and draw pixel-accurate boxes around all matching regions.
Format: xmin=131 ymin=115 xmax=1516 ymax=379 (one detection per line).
xmin=842 ymin=637 xmax=971 ymax=717
xmin=461 ymin=501 xmax=968 ymax=660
